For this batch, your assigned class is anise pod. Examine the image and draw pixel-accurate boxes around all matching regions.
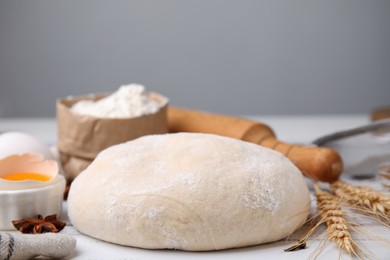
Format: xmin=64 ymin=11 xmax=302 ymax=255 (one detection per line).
xmin=12 ymin=214 xmax=66 ymax=234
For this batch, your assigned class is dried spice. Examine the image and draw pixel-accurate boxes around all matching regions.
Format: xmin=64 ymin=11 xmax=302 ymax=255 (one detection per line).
xmin=12 ymin=214 xmax=66 ymax=234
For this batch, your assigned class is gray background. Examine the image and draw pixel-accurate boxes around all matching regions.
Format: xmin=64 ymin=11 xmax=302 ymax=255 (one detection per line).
xmin=0 ymin=0 xmax=389 ymax=118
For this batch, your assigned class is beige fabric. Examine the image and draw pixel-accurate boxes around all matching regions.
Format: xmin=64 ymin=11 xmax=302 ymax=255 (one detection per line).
xmin=0 ymin=232 xmax=76 ymax=259
xmin=68 ymin=133 xmax=310 ymax=251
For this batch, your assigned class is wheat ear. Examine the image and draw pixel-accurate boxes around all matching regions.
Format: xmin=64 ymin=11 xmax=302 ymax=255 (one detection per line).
xmin=331 ymin=180 xmax=390 ymax=220
xmin=285 ymin=183 xmax=362 ymax=257
xmin=313 ymin=183 xmax=361 ymax=257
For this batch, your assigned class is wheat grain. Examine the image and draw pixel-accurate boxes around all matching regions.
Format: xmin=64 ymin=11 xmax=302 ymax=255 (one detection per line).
xmin=331 ymin=180 xmax=390 ymax=220
xmin=313 ymin=183 xmax=361 ymax=257
xmin=285 ymin=181 xmax=390 ymax=258
xmin=285 ymin=183 xmax=364 ymax=258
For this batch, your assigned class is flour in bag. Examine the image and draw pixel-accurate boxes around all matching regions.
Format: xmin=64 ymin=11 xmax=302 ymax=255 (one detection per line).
xmin=71 ymin=84 xmax=165 ymax=118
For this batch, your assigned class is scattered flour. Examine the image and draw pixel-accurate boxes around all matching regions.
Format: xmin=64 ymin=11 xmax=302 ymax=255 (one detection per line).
xmin=71 ymin=84 xmax=167 ymax=118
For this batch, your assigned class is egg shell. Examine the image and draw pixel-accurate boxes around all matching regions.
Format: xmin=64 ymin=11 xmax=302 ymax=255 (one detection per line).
xmin=0 ymin=154 xmax=59 ymax=190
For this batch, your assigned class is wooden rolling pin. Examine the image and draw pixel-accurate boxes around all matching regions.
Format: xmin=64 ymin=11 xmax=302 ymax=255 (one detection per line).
xmin=168 ymin=107 xmax=343 ymax=183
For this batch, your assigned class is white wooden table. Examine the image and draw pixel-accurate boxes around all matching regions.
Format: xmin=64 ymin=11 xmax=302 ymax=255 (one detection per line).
xmin=1 ymin=115 xmax=389 ymax=260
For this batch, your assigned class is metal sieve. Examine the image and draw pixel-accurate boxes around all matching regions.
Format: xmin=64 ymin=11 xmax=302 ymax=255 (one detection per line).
xmin=313 ymin=118 xmax=390 ymax=178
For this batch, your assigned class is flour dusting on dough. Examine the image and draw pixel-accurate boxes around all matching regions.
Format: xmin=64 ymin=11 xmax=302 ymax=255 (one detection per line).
xmin=68 ymin=133 xmax=310 ymax=251
xmin=242 ymin=182 xmax=279 ymax=214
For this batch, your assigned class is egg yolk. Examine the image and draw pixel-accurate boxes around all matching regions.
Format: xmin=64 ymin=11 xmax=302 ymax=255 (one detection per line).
xmin=2 ymin=173 xmax=51 ymax=182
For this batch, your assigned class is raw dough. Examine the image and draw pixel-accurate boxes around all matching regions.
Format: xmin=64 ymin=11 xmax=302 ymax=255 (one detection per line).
xmin=68 ymin=133 xmax=310 ymax=251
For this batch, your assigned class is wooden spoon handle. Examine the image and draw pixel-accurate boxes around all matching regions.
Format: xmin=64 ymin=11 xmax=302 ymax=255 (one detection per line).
xmin=168 ymin=107 xmax=343 ymax=183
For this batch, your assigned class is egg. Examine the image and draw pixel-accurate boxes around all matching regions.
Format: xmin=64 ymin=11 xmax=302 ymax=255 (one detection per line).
xmin=0 ymin=153 xmax=59 ymax=190
xmin=0 ymin=153 xmax=65 ymax=230
xmin=0 ymin=132 xmax=55 ymax=160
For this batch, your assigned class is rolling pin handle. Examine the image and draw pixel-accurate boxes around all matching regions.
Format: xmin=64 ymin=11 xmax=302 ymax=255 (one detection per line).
xmin=168 ymin=107 xmax=343 ymax=183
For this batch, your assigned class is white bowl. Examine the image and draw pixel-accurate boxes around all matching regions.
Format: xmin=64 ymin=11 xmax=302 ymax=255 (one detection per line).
xmin=0 ymin=175 xmax=65 ymax=230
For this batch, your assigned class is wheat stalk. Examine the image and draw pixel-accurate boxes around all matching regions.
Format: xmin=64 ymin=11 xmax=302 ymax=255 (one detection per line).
xmin=286 ymin=181 xmax=390 ymax=258
xmin=285 ymin=183 xmax=364 ymax=258
xmin=313 ymin=183 xmax=361 ymax=257
xmin=331 ymin=180 xmax=390 ymax=221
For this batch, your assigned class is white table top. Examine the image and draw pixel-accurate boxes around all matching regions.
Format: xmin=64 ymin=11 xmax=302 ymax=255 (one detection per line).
xmin=0 ymin=114 xmax=370 ymax=144
xmin=1 ymin=115 xmax=389 ymax=260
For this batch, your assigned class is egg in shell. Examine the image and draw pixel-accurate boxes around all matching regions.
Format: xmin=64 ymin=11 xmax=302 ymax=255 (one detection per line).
xmin=0 ymin=132 xmax=55 ymax=160
xmin=0 ymin=153 xmax=59 ymax=190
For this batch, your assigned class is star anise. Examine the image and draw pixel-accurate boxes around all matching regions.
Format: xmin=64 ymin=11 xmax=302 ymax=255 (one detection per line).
xmin=12 ymin=214 xmax=66 ymax=234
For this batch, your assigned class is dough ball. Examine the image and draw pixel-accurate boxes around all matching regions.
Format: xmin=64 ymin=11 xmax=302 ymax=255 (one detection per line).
xmin=68 ymin=133 xmax=310 ymax=251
